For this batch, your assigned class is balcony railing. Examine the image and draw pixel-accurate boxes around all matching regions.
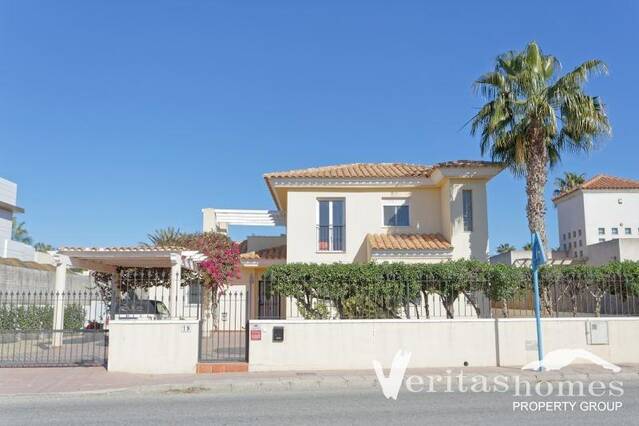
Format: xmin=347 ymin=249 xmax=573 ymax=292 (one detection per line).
xmin=317 ymin=225 xmax=345 ymax=252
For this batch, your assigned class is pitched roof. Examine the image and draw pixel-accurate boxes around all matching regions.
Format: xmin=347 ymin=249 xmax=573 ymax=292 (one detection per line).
xmin=240 ymin=245 xmax=287 ymax=261
xmin=264 ymin=160 xmax=499 ymax=180
xmin=367 ymin=233 xmax=452 ymax=251
xmin=59 ymin=246 xmax=187 ymax=253
xmin=553 ymin=174 xmax=639 ymax=202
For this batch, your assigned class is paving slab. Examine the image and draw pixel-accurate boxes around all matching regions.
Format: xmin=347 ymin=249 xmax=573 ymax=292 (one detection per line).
xmin=1 ymin=364 xmax=638 ymax=397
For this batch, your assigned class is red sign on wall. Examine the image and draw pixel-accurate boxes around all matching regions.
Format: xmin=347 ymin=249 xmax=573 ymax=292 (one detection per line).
xmin=250 ymin=329 xmax=262 ymax=341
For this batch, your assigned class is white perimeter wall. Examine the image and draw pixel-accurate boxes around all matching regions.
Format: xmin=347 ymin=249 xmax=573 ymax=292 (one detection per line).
xmin=249 ymin=319 xmax=497 ymax=371
xmin=108 ymin=320 xmax=199 ymax=374
xmin=249 ymin=318 xmax=639 ymax=372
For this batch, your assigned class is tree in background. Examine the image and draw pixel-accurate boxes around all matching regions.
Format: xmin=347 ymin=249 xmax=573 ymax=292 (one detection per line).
xmin=522 ymin=242 xmax=533 ymax=251
xmin=553 ymin=172 xmax=586 ymax=196
xmin=471 ymin=41 xmax=610 ymax=248
xmin=496 ymin=243 xmax=516 ymax=254
xmin=34 ymin=242 xmax=55 ymax=252
xmin=142 ymin=227 xmax=187 ymax=247
xmin=11 ymin=218 xmax=32 ymax=244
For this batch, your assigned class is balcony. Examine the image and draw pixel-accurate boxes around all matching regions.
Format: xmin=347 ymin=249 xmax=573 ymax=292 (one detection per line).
xmin=316 ymin=225 xmax=345 ymax=252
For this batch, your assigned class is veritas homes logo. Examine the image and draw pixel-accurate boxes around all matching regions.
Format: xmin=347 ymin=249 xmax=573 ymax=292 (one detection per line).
xmin=372 ymin=350 xmax=412 ymax=400
xmin=373 ymin=349 xmax=624 ymax=412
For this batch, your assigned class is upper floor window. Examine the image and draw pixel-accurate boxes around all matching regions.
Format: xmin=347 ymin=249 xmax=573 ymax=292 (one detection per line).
xmin=611 ymin=227 xmax=619 ymax=235
xmin=462 ymin=190 xmax=473 ymax=232
xmin=598 ymin=228 xmax=605 ymax=235
xmin=317 ymin=199 xmax=345 ymax=252
xmin=625 ymin=228 xmax=632 ymax=235
xmin=382 ymin=199 xmax=409 ymax=227
xmin=578 ymin=229 xmax=582 ymax=236
xmin=572 ymin=231 xmax=577 ymax=238
xmin=563 ymin=234 xmax=566 ymax=241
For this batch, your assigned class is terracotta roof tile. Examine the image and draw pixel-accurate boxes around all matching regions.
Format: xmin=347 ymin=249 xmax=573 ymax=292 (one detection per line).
xmin=367 ymin=233 xmax=452 ymax=251
xmin=264 ymin=163 xmax=434 ymax=179
xmin=240 ymin=245 xmax=287 ymax=260
xmin=553 ymin=174 xmax=639 ymax=202
xmin=264 ymin=160 xmax=500 ymax=180
xmin=0 ymin=257 xmax=55 ymax=271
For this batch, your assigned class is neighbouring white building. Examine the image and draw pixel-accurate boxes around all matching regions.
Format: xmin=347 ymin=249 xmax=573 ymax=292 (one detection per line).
xmin=203 ymin=160 xmax=503 ymax=319
xmin=553 ymin=174 xmax=639 ymax=264
xmin=0 ymin=177 xmax=55 ymax=265
xmin=0 ymin=177 xmax=32 ymax=260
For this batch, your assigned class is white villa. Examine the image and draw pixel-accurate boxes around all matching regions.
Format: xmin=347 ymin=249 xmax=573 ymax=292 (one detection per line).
xmin=204 ymin=160 xmax=503 ymax=318
xmin=553 ymin=174 xmax=639 ymax=265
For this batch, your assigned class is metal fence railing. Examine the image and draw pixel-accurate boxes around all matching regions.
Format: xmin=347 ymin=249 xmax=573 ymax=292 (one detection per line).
xmin=0 ymin=290 xmax=108 ymax=367
xmin=261 ymin=278 xmax=639 ymax=320
xmin=493 ymin=278 xmax=639 ymax=318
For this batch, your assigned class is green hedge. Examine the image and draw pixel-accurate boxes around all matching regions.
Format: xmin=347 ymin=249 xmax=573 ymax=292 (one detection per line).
xmin=0 ymin=304 xmax=86 ymax=331
xmin=265 ymin=261 xmax=639 ymax=319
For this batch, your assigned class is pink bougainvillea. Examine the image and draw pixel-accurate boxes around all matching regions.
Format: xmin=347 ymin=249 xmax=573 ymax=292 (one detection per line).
xmin=186 ymin=232 xmax=241 ymax=293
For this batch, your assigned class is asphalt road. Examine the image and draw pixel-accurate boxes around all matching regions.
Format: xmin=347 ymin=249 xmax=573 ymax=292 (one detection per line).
xmin=1 ymin=382 xmax=638 ymax=425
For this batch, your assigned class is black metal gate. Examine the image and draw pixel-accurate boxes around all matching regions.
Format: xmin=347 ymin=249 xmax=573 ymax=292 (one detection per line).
xmin=0 ymin=291 xmax=109 ymax=367
xmin=258 ymin=279 xmax=283 ymax=319
xmin=198 ymin=288 xmax=248 ymax=362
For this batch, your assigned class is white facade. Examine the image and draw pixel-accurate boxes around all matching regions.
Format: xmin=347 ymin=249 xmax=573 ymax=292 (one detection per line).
xmin=285 ymin=178 xmax=491 ymax=263
xmin=0 ymin=177 xmax=33 ymax=261
xmin=555 ymin=186 xmax=639 ymax=262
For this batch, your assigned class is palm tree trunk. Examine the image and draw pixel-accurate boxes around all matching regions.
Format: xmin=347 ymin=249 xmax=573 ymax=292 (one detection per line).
xmin=525 ymin=134 xmax=549 ymax=247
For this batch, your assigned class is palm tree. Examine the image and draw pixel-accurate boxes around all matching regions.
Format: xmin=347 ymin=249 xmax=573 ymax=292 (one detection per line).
xmin=143 ymin=227 xmax=186 ymax=247
xmin=11 ymin=218 xmax=32 ymax=245
xmin=554 ymin=172 xmax=585 ymax=196
xmin=522 ymin=242 xmax=533 ymax=251
xmin=34 ymin=242 xmax=55 ymax=252
xmin=470 ymin=41 xmax=610 ymax=247
xmin=496 ymin=243 xmax=516 ymax=254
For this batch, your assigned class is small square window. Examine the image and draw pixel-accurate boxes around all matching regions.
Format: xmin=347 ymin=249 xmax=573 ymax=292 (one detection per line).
xmin=598 ymin=228 xmax=605 ymax=235
xmin=382 ymin=200 xmax=409 ymax=227
xmin=612 ymin=228 xmax=619 ymax=235
xmin=625 ymin=228 xmax=632 ymax=235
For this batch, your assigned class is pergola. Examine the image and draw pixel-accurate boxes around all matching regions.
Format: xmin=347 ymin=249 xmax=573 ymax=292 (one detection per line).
xmin=55 ymin=247 xmax=206 ymax=320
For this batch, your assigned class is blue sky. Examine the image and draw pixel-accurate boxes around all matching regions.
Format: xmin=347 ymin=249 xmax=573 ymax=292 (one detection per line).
xmin=1 ymin=1 xmax=638 ymax=253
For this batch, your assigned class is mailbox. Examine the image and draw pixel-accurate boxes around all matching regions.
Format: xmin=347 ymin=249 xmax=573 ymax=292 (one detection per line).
xmin=273 ymin=326 xmax=284 ymax=342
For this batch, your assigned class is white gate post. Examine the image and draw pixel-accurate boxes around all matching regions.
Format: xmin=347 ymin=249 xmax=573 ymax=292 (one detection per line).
xmin=52 ymin=260 xmax=67 ymax=347
xmin=169 ymin=255 xmax=181 ymax=318
xmin=111 ymin=270 xmax=120 ymax=318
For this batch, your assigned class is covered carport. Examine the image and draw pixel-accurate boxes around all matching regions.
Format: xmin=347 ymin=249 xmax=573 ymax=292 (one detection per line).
xmin=55 ymin=247 xmax=207 ymax=374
